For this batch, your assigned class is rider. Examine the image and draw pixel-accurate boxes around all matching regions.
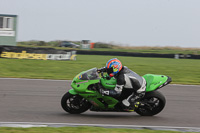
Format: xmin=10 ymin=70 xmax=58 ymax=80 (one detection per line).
xmin=97 ymin=58 xmax=146 ymax=111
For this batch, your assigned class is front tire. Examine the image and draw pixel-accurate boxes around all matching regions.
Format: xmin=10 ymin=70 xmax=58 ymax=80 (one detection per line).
xmin=135 ymin=91 xmax=166 ymax=116
xmin=61 ymin=92 xmax=91 ymax=114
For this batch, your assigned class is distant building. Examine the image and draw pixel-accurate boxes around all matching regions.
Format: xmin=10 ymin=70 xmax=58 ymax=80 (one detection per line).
xmin=0 ymin=14 xmax=17 ymax=46
xmin=81 ymin=40 xmax=91 ymax=50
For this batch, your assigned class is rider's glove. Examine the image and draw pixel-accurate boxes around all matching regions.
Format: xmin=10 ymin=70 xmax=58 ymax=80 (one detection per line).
xmin=106 ymin=75 xmax=111 ymax=80
xmin=97 ymin=67 xmax=107 ymax=73
xmin=97 ymin=69 xmax=101 ymax=73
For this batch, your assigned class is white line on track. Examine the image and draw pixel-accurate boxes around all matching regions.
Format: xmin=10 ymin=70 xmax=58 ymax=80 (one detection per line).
xmin=0 ymin=78 xmax=200 ymax=87
xmin=0 ymin=122 xmax=200 ymax=132
xmin=0 ymin=78 xmax=67 ymax=82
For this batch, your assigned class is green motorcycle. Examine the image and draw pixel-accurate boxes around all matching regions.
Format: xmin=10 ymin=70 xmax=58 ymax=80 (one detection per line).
xmin=61 ymin=68 xmax=172 ymax=116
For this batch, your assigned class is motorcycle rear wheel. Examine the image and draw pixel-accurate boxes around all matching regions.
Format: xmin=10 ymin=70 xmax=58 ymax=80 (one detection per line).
xmin=61 ymin=92 xmax=91 ymax=114
xmin=135 ymin=91 xmax=166 ymax=116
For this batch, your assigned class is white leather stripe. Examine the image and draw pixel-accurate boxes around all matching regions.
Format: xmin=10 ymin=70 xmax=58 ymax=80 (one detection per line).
xmin=124 ymin=74 xmax=133 ymax=88
xmin=137 ymin=77 xmax=146 ymax=93
xmin=114 ymin=84 xmax=124 ymax=93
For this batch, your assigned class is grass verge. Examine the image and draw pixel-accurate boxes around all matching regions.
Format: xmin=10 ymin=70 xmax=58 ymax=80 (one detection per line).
xmin=0 ymin=55 xmax=200 ymax=85
xmin=0 ymin=126 xmax=191 ymax=133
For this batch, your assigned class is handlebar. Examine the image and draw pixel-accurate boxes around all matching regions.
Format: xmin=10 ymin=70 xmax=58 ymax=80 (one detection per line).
xmin=97 ymin=67 xmax=111 ymax=80
xmin=101 ymin=72 xmax=104 ymax=78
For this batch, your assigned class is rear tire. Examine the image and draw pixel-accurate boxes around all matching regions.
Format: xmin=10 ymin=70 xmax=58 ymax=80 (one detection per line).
xmin=135 ymin=91 xmax=166 ymax=116
xmin=61 ymin=92 xmax=91 ymax=114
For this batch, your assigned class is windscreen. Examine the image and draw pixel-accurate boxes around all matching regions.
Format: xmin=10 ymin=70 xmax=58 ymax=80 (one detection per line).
xmin=79 ymin=68 xmax=100 ymax=80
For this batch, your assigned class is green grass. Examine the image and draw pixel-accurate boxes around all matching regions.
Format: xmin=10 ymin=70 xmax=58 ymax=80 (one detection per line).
xmin=0 ymin=55 xmax=200 ymax=85
xmin=0 ymin=126 xmax=192 ymax=133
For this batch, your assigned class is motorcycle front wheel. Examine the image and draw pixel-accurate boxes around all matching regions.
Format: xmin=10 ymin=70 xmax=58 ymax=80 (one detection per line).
xmin=61 ymin=92 xmax=91 ymax=114
xmin=135 ymin=91 xmax=166 ymax=116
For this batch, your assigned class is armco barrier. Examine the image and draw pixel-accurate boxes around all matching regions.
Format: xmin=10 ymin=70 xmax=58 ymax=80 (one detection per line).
xmin=0 ymin=46 xmax=77 ymax=60
xmin=77 ymin=50 xmax=174 ymax=58
xmin=77 ymin=50 xmax=200 ymax=59
xmin=0 ymin=46 xmax=3 ymax=55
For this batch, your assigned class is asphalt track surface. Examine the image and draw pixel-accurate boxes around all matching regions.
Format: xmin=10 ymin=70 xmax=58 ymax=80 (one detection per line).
xmin=0 ymin=78 xmax=200 ymax=128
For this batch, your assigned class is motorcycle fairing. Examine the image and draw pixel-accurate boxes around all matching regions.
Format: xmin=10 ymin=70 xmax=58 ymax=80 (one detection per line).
xmin=143 ymin=74 xmax=172 ymax=92
xmin=69 ymin=88 xmax=119 ymax=109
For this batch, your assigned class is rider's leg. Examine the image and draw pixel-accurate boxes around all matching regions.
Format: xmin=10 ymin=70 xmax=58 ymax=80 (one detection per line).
xmin=122 ymin=80 xmax=146 ymax=111
xmin=122 ymin=92 xmax=145 ymax=111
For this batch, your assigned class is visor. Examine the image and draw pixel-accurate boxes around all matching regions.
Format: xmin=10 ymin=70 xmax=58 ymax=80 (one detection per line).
xmin=106 ymin=67 xmax=113 ymax=74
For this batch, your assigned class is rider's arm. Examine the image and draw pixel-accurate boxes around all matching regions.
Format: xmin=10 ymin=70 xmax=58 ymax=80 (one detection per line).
xmin=113 ymin=74 xmax=125 ymax=95
xmin=98 ymin=83 xmax=120 ymax=97
xmin=100 ymin=74 xmax=125 ymax=97
xmin=103 ymin=84 xmax=124 ymax=97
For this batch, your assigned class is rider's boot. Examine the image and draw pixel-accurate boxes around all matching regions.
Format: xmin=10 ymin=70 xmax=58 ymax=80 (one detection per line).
xmin=122 ymin=92 xmax=145 ymax=111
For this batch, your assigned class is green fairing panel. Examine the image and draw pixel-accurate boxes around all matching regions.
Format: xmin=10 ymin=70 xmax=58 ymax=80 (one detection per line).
xmin=79 ymin=93 xmax=118 ymax=109
xmin=100 ymin=77 xmax=116 ymax=90
xmin=143 ymin=74 xmax=168 ymax=92
xmin=70 ymin=86 xmax=118 ymax=109
xmin=69 ymin=89 xmax=78 ymax=95
xmin=71 ymin=79 xmax=100 ymax=93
